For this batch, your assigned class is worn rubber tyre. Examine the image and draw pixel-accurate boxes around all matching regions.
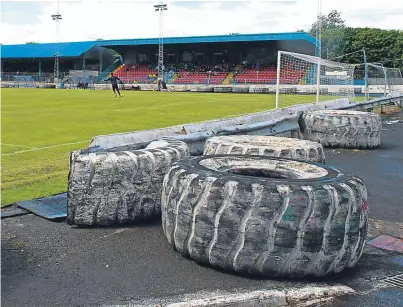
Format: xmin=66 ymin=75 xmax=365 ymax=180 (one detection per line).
xmin=162 ymin=155 xmax=368 ymax=278
xmin=204 ymin=135 xmax=325 ymax=163
xmin=67 ymin=138 xmax=189 ymax=226
xmin=300 ymin=110 xmax=382 ymax=148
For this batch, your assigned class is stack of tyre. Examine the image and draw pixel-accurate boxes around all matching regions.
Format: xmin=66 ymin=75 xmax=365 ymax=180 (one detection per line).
xmin=67 ymin=109 xmax=380 ymax=278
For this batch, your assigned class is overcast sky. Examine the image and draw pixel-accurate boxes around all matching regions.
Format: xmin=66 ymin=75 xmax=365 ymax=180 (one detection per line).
xmin=1 ymin=0 xmax=402 ymax=45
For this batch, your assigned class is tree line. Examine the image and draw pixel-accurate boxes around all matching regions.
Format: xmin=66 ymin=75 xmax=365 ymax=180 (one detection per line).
xmin=305 ymin=10 xmax=403 ymax=70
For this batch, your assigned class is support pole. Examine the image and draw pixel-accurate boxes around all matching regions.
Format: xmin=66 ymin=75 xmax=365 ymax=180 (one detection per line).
xmin=99 ymin=48 xmax=103 ymax=72
xmin=51 ymin=0 xmax=62 ymax=84
xmin=315 ymin=0 xmax=322 ymax=104
xmin=275 ymin=51 xmax=281 ymax=109
xmin=363 ymin=49 xmax=369 ymax=101
xmin=38 ymin=61 xmax=42 ymax=82
xmin=380 ymin=65 xmax=387 ymax=114
xmin=316 ymin=58 xmax=321 ymax=104
xmin=383 ymin=65 xmax=387 ymax=97
xmin=83 ymin=56 xmax=86 ymax=77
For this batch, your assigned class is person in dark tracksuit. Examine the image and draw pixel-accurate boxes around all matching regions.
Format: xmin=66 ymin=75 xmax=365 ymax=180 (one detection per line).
xmin=104 ymin=73 xmax=123 ymax=97
xmin=158 ymin=78 xmax=171 ymax=92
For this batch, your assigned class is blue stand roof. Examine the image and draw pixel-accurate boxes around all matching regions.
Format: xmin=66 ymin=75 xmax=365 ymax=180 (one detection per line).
xmin=1 ymin=32 xmax=317 ymax=59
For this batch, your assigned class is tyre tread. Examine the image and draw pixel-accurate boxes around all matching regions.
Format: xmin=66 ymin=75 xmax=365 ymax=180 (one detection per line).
xmin=301 ymin=110 xmax=382 ymax=148
xmin=161 ymin=156 xmax=368 ymax=277
xmin=68 ymin=139 xmax=189 ymax=226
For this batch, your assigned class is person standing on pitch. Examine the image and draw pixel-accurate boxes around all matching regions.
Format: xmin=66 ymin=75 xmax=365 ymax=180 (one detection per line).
xmin=158 ymin=78 xmax=171 ymax=93
xmin=104 ymin=73 xmax=123 ymax=97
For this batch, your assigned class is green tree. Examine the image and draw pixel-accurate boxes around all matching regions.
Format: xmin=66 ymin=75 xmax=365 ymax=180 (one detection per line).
xmin=339 ymin=28 xmax=403 ymax=70
xmin=307 ymin=10 xmax=403 ymax=70
xmin=320 ymin=27 xmax=346 ymax=59
xmin=309 ymin=10 xmax=346 ymax=59
xmin=309 ymin=10 xmax=345 ymax=36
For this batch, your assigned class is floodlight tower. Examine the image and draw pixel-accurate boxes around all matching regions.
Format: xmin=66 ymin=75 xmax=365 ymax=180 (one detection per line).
xmin=315 ymin=0 xmax=322 ymax=58
xmin=315 ymin=0 xmax=322 ymax=103
xmin=52 ymin=0 xmax=62 ymax=83
xmin=154 ymin=2 xmax=167 ymax=81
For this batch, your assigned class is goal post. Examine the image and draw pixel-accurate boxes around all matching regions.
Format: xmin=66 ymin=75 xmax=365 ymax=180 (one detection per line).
xmin=386 ymin=68 xmax=403 ymax=95
xmin=367 ymin=63 xmax=388 ymax=97
xmin=275 ymin=51 xmax=356 ymax=109
xmin=13 ymin=75 xmax=36 ymax=88
xmin=355 ymin=64 xmax=403 ymax=97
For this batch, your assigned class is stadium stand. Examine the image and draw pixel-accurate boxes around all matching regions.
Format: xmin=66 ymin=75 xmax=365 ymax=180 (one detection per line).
xmin=173 ymin=66 xmax=228 ymax=85
xmin=113 ymin=64 xmax=158 ymax=84
xmin=111 ymin=63 xmax=230 ymax=85
xmin=231 ymin=66 xmax=306 ymax=85
xmin=1 ymin=32 xmax=318 ymax=86
xmin=232 ymin=67 xmax=277 ymax=84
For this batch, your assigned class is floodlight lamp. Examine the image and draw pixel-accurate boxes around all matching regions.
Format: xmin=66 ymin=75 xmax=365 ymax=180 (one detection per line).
xmin=154 ymin=3 xmax=167 ymax=10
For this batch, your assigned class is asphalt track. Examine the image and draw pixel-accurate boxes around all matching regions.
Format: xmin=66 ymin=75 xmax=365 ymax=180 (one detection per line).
xmin=2 ymin=110 xmax=403 ymax=307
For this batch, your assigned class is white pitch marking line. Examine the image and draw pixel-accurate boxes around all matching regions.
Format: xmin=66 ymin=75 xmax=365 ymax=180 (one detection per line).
xmin=1 ymin=141 xmax=88 ymax=156
xmin=1 ymin=143 xmax=35 ymax=149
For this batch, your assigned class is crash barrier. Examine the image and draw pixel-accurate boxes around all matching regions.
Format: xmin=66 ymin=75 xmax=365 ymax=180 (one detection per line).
xmin=88 ymin=94 xmax=402 ymax=155
xmin=88 ymin=98 xmax=351 ymax=155
xmin=336 ymin=93 xmax=403 ymax=111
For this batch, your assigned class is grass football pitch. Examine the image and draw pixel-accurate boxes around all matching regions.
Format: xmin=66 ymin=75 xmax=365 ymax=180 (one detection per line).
xmin=2 ymin=88 xmax=365 ymax=205
xmin=3 ymin=88 xmax=305 ymax=206
xmin=3 ymin=87 xmax=349 ymax=205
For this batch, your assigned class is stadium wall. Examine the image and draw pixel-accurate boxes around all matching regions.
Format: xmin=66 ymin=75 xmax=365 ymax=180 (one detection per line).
xmin=2 ymin=81 xmax=402 ymax=95
xmin=95 ymin=83 xmax=403 ymax=94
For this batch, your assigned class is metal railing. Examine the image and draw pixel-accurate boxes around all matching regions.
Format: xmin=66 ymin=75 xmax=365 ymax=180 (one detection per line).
xmin=338 ymin=94 xmax=403 ymax=111
xmin=1 ymin=72 xmax=69 ymax=83
xmin=96 ymin=59 xmax=121 ymax=83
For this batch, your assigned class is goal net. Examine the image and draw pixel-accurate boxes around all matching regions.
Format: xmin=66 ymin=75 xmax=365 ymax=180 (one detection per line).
xmin=275 ymin=51 xmax=356 ymax=108
xmin=356 ymin=64 xmax=403 ymax=97
xmin=363 ymin=63 xmax=388 ymax=98
xmin=73 ymin=76 xmax=95 ymax=90
xmin=386 ymin=68 xmax=403 ymax=95
xmin=13 ymin=75 xmax=36 ymax=88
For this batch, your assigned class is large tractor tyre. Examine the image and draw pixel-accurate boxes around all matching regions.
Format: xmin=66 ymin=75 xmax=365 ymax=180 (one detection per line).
xmin=300 ymin=110 xmax=382 ymax=149
xmin=162 ymin=155 xmax=368 ymax=278
xmin=204 ymin=135 xmax=325 ymax=163
xmin=67 ymin=138 xmax=189 ymax=226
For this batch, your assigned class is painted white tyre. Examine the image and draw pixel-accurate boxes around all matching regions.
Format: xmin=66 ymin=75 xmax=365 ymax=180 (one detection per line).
xmin=162 ymin=155 xmax=368 ymax=278
xmin=67 ymin=138 xmax=189 ymax=226
xmin=300 ymin=110 xmax=382 ymax=148
xmin=204 ymin=135 xmax=325 ymax=163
